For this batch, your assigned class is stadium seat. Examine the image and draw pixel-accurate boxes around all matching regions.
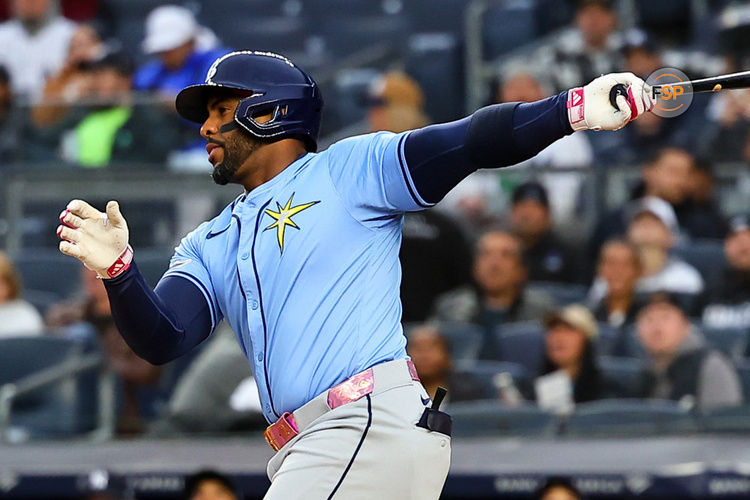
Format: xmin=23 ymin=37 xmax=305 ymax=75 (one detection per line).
xmin=454 ymin=360 xmax=531 ymax=399
xmin=404 ymin=33 xmax=464 ymax=123
xmin=449 ymin=400 xmax=557 ymax=437
xmin=318 ymin=15 xmax=412 ymax=57
xmin=15 ymin=250 xmax=83 ymax=299
xmin=597 ymin=356 xmax=643 ymax=398
xmin=402 ymin=0 xmax=467 ymax=34
xmin=734 ymin=360 xmax=750 ymax=401
xmin=700 ymin=405 xmax=750 ymax=433
xmin=527 ymin=281 xmax=588 ymax=306
xmin=218 ymin=16 xmax=308 ymax=59
xmin=562 ymin=399 xmax=699 ymax=437
xmin=0 ymin=337 xmax=100 ymax=438
xmin=481 ymin=0 xmax=537 ymax=60
xmin=495 ymin=322 xmax=545 ymax=374
xmin=403 ymin=322 xmax=484 ymax=363
xmin=701 ymin=325 xmax=749 ymax=361
xmin=671 ymin=239 xmax=725 ymax=290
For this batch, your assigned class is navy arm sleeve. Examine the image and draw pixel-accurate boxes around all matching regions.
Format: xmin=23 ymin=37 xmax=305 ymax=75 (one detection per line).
xmin=404 ymin=91 xmax=573 ymax=204
xmin=102 ymin=261 xmax=213 ymax=365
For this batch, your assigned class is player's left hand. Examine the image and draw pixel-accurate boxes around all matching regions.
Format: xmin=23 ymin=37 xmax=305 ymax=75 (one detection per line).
xmin=57 ymin=199 xmax=133 ymax=279
xmin=567 ymin=72 xmax=654 ymax=132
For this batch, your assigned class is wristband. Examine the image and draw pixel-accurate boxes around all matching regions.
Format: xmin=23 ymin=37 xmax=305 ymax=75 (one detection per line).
xmin=101 ymin=245 xmax=133 ymax=279
xmin=566 ymin=87 xmax=587 ymax=131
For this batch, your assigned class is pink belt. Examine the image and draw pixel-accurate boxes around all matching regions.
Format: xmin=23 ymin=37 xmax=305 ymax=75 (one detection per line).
xmin=264 ymin=359 xmax=420 ymax=451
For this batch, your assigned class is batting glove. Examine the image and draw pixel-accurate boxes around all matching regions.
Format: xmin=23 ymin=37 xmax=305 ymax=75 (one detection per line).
xmin=57 ymin=199 xmax=133 ymax=279
xmin=567 ymin=72 xmax=654 ymax=132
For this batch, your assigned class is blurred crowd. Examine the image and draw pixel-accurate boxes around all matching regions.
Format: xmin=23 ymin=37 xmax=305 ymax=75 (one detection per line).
xmin=1 ymin=0 xmax=750 ymax=443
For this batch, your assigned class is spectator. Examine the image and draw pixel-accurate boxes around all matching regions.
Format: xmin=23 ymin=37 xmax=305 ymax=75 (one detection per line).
xmin=406 ymin=324 xmax=484 ymax=404
xmin=47 ymin=269 xmax=162 ymax=435
xmin=134 ymin=5 xmax=226 ymax=97
xmin=534 ymin=305 xmax=604 ymax=413
xmin=400 ymin=210 xmax=473 ymax=322
xmin=0 ymin=250 xmax=44 ymax=337
xmin=134 ymin=5 xmax=229 ymax=168
xmin=510 ymin=181 xmax=576 ymax=284
xmin=0 ymin=0 xmax=75 ymax=99
xmin=627 ymin=197 xmax=704 ymax=297
xmin=151 ymin=324 xmax=263 ymax=436
xmin=591 ymin=147 xmax=728 ymax=259
xmin=535 ymin=477 xmax=583 ymax=500
xmin=702 ymin=214 xmax=750 ymax=330
xmin=31 ymin=21 xmax=104 ymax=127
xmin=366 ymin=71 xmax=429 ymax=133
xmin=184 ymin=470 xmax=240 ymax=500
xmin=0 ymin=64 xmax=23 ymax=163
xmin=432 ymin=230 xmax=556 ymax=359
xmin=40 ymin=49 xmax=180 ymax=167
xmin=589 ymin=239 xmax=642 ymax=329
xmin=531 ymin=0 xmax=621 ymax=93
xmin=635 ymin=291 xmax=742 ymax=409
xmin=491 ymin=69 xmax=593 ymax=224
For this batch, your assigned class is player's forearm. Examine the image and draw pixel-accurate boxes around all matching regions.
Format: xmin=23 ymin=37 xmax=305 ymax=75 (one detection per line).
xmin=404 ymin=92 xmax=572 ymax=204
xmin=103 ymin=261 xmax=212 ymax=365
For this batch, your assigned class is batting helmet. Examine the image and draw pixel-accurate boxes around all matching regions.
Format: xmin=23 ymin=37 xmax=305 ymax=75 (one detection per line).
xmin=175 ymin=51 xmax=323 ymax=151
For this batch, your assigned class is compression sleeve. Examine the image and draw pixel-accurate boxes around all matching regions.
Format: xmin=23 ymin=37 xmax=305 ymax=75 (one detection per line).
xmin=404 ymin=91 xmax=573 ymax=204
xmin=102 ymin=261 xmax=213 ymax=365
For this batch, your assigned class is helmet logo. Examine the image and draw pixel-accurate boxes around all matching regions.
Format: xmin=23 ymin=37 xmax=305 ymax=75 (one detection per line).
xmin=205 ymin=63 xmax=218 ymax=84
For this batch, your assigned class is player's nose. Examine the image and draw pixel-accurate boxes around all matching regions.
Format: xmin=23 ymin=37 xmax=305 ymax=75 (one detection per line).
xmin=200 ymin=116 xmax=220 ymax=139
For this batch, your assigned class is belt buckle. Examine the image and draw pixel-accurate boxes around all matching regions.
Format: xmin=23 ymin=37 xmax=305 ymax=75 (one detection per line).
xmin=264 ymin=412 xmax=299 ymax=451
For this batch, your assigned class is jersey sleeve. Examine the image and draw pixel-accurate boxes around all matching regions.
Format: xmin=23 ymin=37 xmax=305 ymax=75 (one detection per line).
xmin=160 ymin=224 xmax=223 ymax=330
xmin=325 ymin=131 xmax=434 ymax=225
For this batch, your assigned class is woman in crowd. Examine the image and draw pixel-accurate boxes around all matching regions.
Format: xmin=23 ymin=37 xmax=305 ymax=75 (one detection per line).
xmin=0 ymin=250 xmax=44 ymax=337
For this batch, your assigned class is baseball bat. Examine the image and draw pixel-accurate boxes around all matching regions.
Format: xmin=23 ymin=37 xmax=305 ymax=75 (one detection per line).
xmin=608 ymin=70 xmax=750 ymax=109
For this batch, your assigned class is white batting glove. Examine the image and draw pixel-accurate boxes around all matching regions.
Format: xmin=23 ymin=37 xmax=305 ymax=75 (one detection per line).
xmin=567 ymin=72 xmax=654 ymax=131
xmin=57 ymin=199 xmax=133 ymax=279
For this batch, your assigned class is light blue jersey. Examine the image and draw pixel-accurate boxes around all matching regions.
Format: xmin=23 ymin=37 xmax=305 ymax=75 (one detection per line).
xmin=161 ymin=131 xmax=434 ymax=422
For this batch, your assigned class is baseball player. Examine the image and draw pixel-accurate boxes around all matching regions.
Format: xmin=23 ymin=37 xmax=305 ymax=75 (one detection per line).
xmin=57 ymin=51 xmax=653 ymax=499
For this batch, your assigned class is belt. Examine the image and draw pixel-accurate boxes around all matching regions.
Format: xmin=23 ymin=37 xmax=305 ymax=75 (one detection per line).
xmin=264 ymin=359 xmax=420 ymax=451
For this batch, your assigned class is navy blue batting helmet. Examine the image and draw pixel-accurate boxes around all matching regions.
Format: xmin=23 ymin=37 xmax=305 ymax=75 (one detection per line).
xmin=175 ymin=51 xmax=323 ymax=151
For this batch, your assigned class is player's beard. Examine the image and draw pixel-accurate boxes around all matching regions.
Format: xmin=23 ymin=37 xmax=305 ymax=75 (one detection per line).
xmin=212 ymin=129 xmax=264 ymax=185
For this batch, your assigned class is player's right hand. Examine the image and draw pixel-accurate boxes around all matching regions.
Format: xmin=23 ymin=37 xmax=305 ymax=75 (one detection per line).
xmin=567 ymin=72 xmax=654 ymax=132
xmin=57 ymin=199 xmax=133 ymax=279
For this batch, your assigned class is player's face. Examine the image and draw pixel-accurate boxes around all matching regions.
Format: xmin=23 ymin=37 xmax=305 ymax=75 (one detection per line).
xmin=726 ymin=229 xmax=750 ymax=271
xmin=598 ymin=243 xmax=640 ymax=297
xmin=202 ymin=93 xmax=266 ymax=186
xmin=190 ymin=480 xmax=237 ymax=500
xmin=545 ymin=323 xmax=587 ymax=371
xmin=637 ymin=302 xmax=689 ymax=356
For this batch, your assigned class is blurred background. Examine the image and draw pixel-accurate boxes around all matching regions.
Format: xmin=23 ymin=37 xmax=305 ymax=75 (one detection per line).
xmin=2 ymin=0 xmax=750 ymax=498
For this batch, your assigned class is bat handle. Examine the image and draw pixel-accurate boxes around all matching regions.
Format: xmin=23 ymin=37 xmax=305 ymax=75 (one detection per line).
xmin=609 ymin=83 xmax=628 ymax=109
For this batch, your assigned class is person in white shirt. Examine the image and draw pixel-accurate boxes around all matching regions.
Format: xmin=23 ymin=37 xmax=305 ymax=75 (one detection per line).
xmin=0 ymin=0 xmax=75 ymax=99
xmin=0 ymin=251 xmax=43 ymax=337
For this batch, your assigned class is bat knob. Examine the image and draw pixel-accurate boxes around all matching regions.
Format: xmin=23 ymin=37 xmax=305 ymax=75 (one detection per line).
xmin=609 ymin=83 xmax=628 ymax=109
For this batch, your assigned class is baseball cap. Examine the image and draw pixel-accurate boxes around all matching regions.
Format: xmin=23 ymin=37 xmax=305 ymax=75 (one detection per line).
xmin=627 ymin=196 xmax=678 ymax=233
xmin=512 ymin=181 xmax=549 ymax=207
xmin=142 ymin=5 xmax=198 ymax=55
xmin=728 ymin=214 xmax=750 ymax=235
xmin=366 ymin=72 xmax=424 ymax=109
xmin=622 ymin=28 xmax=657 ymax=54
xmin=544 ymin=304 xmax=599 ymax=340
